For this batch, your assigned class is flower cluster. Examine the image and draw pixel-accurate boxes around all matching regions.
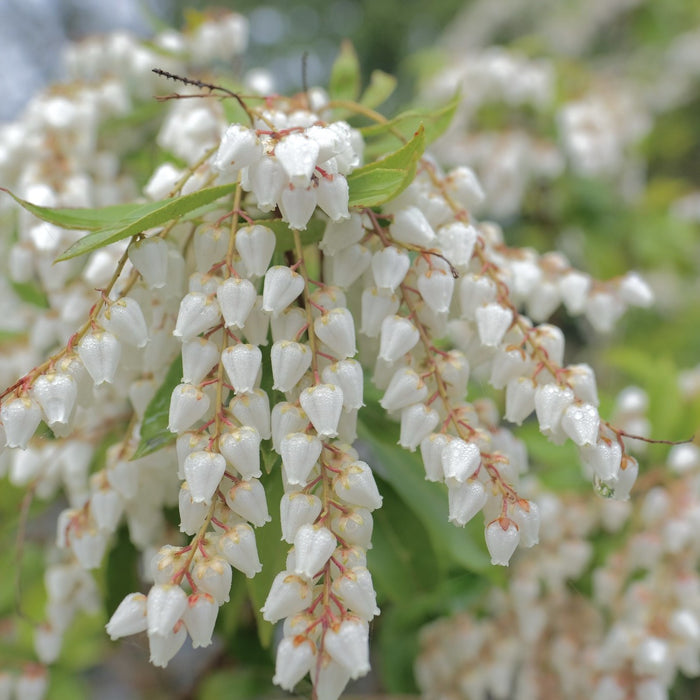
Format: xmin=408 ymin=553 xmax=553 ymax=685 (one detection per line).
xmin=0 ymin=6 xmax=694 ymax=700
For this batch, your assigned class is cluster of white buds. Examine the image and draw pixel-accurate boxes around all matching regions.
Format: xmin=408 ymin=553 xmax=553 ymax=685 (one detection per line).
xmin=416 ymin=438 xmax=700 ymax=699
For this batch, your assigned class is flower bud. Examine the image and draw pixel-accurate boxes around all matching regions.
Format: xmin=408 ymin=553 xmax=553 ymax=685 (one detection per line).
xmin=360 ymin=287 xmax=400 ymax=337
xmin=168 ymin=383 xmax=210 ymax=433
xmin=213 ymin=124 xmax=262 ymax=172
xmin=184 ymin=450 xmax=226 ymax=505
xmin=218 ymin=523 xmax=262 ymax=578
xmin=324 ymin=243 xmax=372 ymax=288
xmin=1 ymin=395 xmax=41 ymax=449
xmin=505 ymin=376 xmax=536 ymax=425
xmin=331 ymin=507 xmax=373 ymax=549
xmin=271 ymin=402 xmax=309 ymax=453
xmin=299 ymin=384 xmax=344 ymax=438
xmin=475 ymin=302 xmax=513 ymax=347
xmin=261 ymin=571 xmax=313 ymax=623
xmin=225 ymin=478 xmax=271 ymax=527
xmin=320 ymin=212 xmax=364 ymax=255
xmin=273 ymin=635 xmax=316 ymax=691
xmin=262 ymin=266 xmax=304 ymax=316
xmin=281 ymin=432 xmax=322 ymax=486
xmin=179 ymin=482 xmax=209 ymax=535
xmin=219 ymin=425 xmax=262 ymax=479
xmin=441 ymin=438 xmax=481 ymax=485
xmin=280 ymin=185 xmax=317 ymax=230
xmin=146 ymin=584 xmax=188 ymax=636
xmin=173 ymin=292 xmax=221 ymax=340
xmin=371 ymin=247 xmax=410 ymax=292
xmin=293 ymin=524 xmax=337 ymax=579
xmin=485 ymin=518 xmax=520 ymax=566
xmin=280 ymin=492 xmax=323 ymax=543
xmin=271 ymin=341 xmax=312 ymax=392
xmin=191 ymin=556 xmax=232 ymax=604
xmin=217 ymin=277 xmax=257 ymax=329
xmin=275 ymin=133 xmax=320 ymax=187
xmin=332 ymin=567 xmax=379 ymax=621
xmin=333 ymin=461 xmax=383 ymax=511
xmin=148 ymin=623 xmax=187 ymax=668
xmin=235 ymin=225 xmax=276 ymax=278
xmin=183 ymin=593 xmax=218 ymax=648
xmin=534 ymin=383 xmax=574 ymax=439
xmin=181 ymin=337 xmax=219 ymax=386
xmin=322 ymin=360 xmax=363 ymax=410
xmin=448 ymin=479 xmax=487 ymax=526
xmin=390 ymin=206 xmax=435 ymax=247
xmin=229 ymin=389 xmax=271 ymax=439
xmin=417 ymin=267 xmax=454 ymax=314
xmin=379 ymin=315 xmax=419 ymax=363
xmin=316 ymin=173 xmax=350 ymax=221
xmin=324 ymin=618 xmax=370 ymax=680
xmin=102 ymin=297 xmax=149 ymax=348
xmin=106 ymin=592 xmax=148 ymax=640
xmin=128 ymin=237 xmax=169 ymax=289
xmin=380 ymin=368 xmax=428 ymax=412
xmin=314 ymin=308 xmax=356 ymax=359
xmin=561 ymin=402 xmax=600 ymax=446
xmin=420 ymin=433 xmax=451 ymax=482
xmin=399 ymin=403 xmax=440 ymax=451
xmin=77 ymin=330 xmax=121 ymax=385
xmin=221 ymin=343 xmax=262 ymax=394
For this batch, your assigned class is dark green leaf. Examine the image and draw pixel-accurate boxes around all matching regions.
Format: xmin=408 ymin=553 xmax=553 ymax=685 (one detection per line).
xmin=262 ymin=217 xmax=326 ymax=250
xmin=347 ymin=125 xmax=426 ymax=207
xmin=329 ymin=40 xmax=361 ymax=102
xmin=360 ymin=70 xmax=397 ymax=109
xmin=132 ymin=355 xmax=182 ymax=459
xmin=105 ymin=525 xmax=141 ymax=617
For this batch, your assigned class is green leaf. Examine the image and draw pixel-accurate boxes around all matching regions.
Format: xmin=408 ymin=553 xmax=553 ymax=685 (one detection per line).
xmin=10 ymin=280 xmax=49 ymax=309
xmin=361 ymin=92 xmax=460 ymax=160
xmin=262 ymin=217 xmax=326 ymax=250
xmin=1 ymin=183 xmax=237 ymax=261
xmin=360 ymin=70 xmax=397 ymax=109
xmin=329 ymin=40 xmax=361 ymax=102
xmin=198 ymin=668 xmax=274 ymax=700
xmin=347 ymin=125 xmax=426 ymax=207
xmin=132 ymin=354 xmax=182 ymax=459
xmin=105 ymin=525 xmax=141 ymax=617
xmin=246 ymin=458 xmax=287 ymax=648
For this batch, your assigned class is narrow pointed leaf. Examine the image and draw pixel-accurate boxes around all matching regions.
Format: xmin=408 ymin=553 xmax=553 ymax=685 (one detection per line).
xmin=329 ymin=40 xmax=361 ymax=102
xmin=360 ymin=70 xmax=397 ymax=109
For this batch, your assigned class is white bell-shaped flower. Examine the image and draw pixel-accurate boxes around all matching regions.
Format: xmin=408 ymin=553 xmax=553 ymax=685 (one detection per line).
xmin=436 ymin=222 xmax=477 ymax=270
xmin=325 ymin=245 xmax=371 ymax=291
xmin=271 ymin=402 xmax=310 ymax=453
xmin=321 ymin=360 xmax=363 ymax=410
xmin=332 ymin=567 xmax=379 ymax=621
xmin=505 ymin=377 xmax=536 ymax=425
xmin=218 ymin=523 xmax=263 ymax=578
xmin=566 ymin=363 xmax=599 ymax=406
xmin=176 ymin=431 xmax=208 ymax=478
xmin=221 ymin=344 xmax=262 ymax=394
xmin=183 ymin=592 xmax=218 ymax=648
xmin=275 ymin=133 xmax=320 ymax=187
xmin=527 ymin=280 xmax=560 ymax=322
xmin=241 ymin=296 xmax=270 ymax=346
xmin=485 ymin=518 xmax=520 ymax=566
xmin=389 ymin=206 xmax=435 ymax=247
xmin=146 ymin=584 xmax=188 ymax=637
xmin=189 ymin=271 xmax=219 ymax=296
xmin=447 ymin=479 xmax=487 ymax=526
xmin=229 ymin=389 xmax=271 ymax=439
xmin=281 ymin=432 xmax=323 ymax=486
xmin=359 ymin=287 xmax=400 ymax=338
xmin=178 ymin=482 xmax=209 ymax=535
xmin=280 ymin=492 xmax=323 ymax=544
xmin=91 ymin=486 xmax=125 ymax=533
xmin=148 ymin=623 xmax=187 ymax=668
xmin=619 ymin=272 xmax=654 ymax=307
xmin=371 ymin=246 xmax=410 ymax=292
xmin=534 ymin=383 xmax=575 ymax=436
xmin=181 ymin=337 xmax=219 ymax=386
xmin=320 ymin=213 xmax=364 ymax=255
xmin=77 ymin=330 xmax=121 ymax=385
xmin=420 ymin=433 xmax=451 ymax=482
xmin=441 ymin=438 xmax=481 ymax=485
xmin=417 ymin=267 xmax=454 ymax=314
xmin=513 ymin=500 xmax=540 ymax=548
xmin=314 ymin=308 xmax=356 ymax=359
xmin=378 ymin=315 xmax=420 ymax=363
xmin=219 ymin=425 xmax=262 ymax=479
xmin=558 ymin=270 xmax=591 ymax=315
xmin=399 ymin=403 xmax=440 ymax=451
xmin=213 ymin=124 xmax=262 ymax=173
xmin=246 ymin=150 xmax=287 ymax=209
xmin=490 ymin=348 xmax=533 ymax=390
xmin=316 ymin=174 xmax=350 ymax=221
xmin=173 ymin=292 xmax=221 ymax=340
xmin=32 ymin=373 xmax=77 ymax=429
xmin=168 ymin=383 xmax=210 ymax=434
xmin=334 ymin=461 xmax=383 ymax=511
xmin=293 ymin=524 xmax=337 ymax=579
xmin=380 ymin=368 xmax=428 ymax=412
xmin=270 ymin=307 xmax=307 ymax=343
xmin=193 ymin=225 xmax=229 ymax=273
xmin=612 ymin=456 xmax=638 ymax=500
xmin=225 ymin=478 xmax=271 ymax=527
xmin=475 ymin=302 xmax=513 ymax=347
xmin=273 ymin=635 xmax=316 ymax=692
xmin=331 ymin=507 xmax=373 ymax=549
xmin=183 ymin=450 xmax=226 ymax=505
xmin=262 ymin=266 xmax=305 ymax=317
xmin=261 ymin=571 xmax=314 ymax=623
xmin=313 ymin=657 xmax=352 ymax=700
xmin=299 ymin=384 xmax=344 ymax=438
xmin=102 ymin=297 xmax=149 ymax=348
xmin=459 ymin=275 xmax=497 ymax=319
xmin=533 ymin=324 xmax=565 ymax=366
xmin=280 ymin=185 xmax=317 ymax=230
xmin=235 ymin=225 xmax=276 ymax=278
xmin=561 ymin=402 xmax=600 ymax=446
xmin=128 ymin=237 xmax=168 ymax=289
xmin=191 ymin=556 xmax=232 ymax=604
xmin=324 ymin=617 xmax=370 ymax=680
xmin=444 ymin=165 xmax=485 ymax=209
xmin=217 ymin=277 xmax=257 ymax=329
xmin=271 ymin=341 xmax=312 ymax=392
xmin=106 ymin=592 xmax=148 ymax=640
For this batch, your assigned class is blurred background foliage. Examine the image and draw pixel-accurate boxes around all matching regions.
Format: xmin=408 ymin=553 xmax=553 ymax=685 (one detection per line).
xmin=1 ymin=0 xmax=700 ymax=698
